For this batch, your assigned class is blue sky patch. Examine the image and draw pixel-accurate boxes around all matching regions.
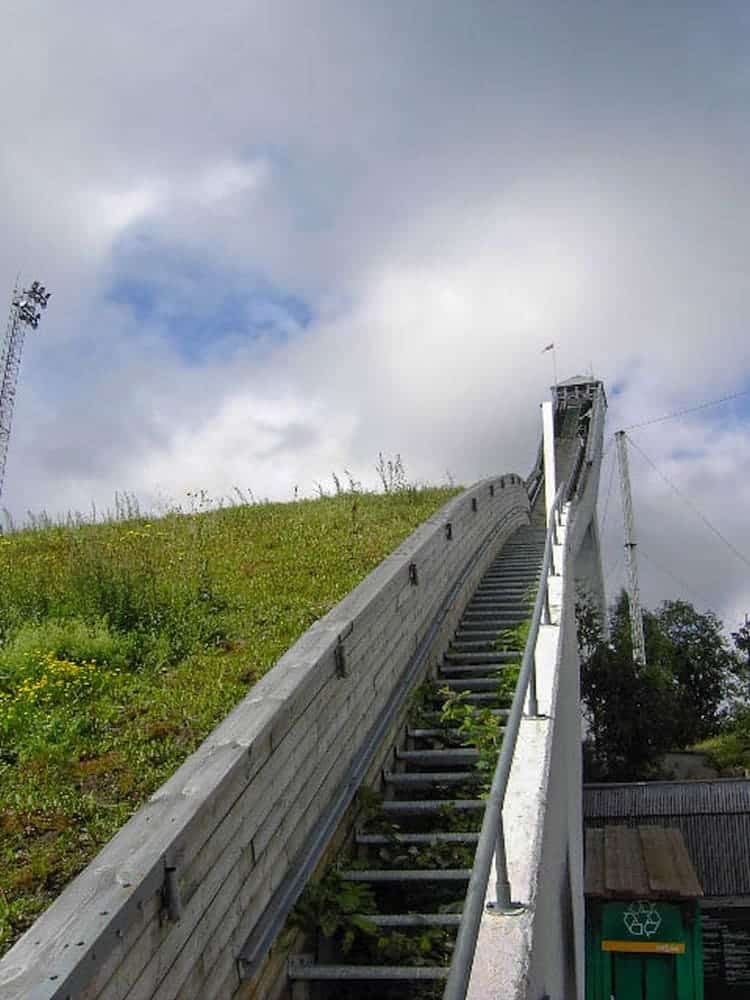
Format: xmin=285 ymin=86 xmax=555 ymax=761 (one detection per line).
xmin=106 ymin=236 xmax=313 ymax=362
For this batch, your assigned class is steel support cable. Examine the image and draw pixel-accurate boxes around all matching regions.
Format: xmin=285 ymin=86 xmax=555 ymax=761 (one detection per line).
xmin=625 ymin=433 xmax=750 ymax=573
xmin=604 ymin=553 xmax=623 ymax=595
xmin=638 ymin=548 xmax=716 ymax=611
xmin=622 ymin=388 xmax=750 ymax=432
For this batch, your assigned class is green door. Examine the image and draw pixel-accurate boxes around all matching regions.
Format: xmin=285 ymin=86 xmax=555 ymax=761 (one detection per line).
xmin=612 ymin=954 xmax=677 ymax=999
xmin=587 ymin=900 xmax=703 ymax=1000
xmin=645 ymin=956 xmax=677 ymax=998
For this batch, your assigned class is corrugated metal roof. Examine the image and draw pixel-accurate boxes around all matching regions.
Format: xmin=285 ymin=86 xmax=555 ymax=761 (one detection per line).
xmin=585 ymin=826 xmax=703 ymax=899
xmin=584 ymin=780 xmax=750 ymax=897
xmin=584 ymin=779 xmax=750 ymax=817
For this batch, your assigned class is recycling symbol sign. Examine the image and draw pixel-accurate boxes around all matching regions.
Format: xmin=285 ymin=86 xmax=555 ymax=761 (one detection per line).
xmin=623 ymin=901 xmax=662 ymax=937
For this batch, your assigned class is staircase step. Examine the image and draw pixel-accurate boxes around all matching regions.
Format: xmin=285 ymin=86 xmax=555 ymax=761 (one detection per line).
xmin=439 ymin=662 xmax=504 ymax=675
xmin=454 ymin=629 xmax=517 ymax=641
xmin=461 ymin=604 xmax=528 ymax=612
xmin=464 ymin=597 xmax=529 ymax=624
xmin=468 ymin=595 xmax=529 ymax=605
xmin=437 ymin=677 xmax=501 ymax=693
xmin=444 ymin=651 xmax=517 ymax=665
xmin=342 ymin=869 xmax=472 ymax=883
xmin=480 ymin=576 xmax=538 ymax=585
xmin=459 ymin=617 xmax=527 ymax=631
xmin=474 ymin=588 xmax=533 ymax=598
xmin=354 ymin=913 xmax=463 ymax=927
xmin=461 ymin=613 xmax=525 ymax=626
xmin=288 ymin=959 xmax=449 ymax=981
xmin=406 ymin=726 xmax=465 ymax=739
xmin=414 ymin=708 xmax=508 ymax=726
xmin=380 ymin=799 xmax=485 ymax=815
xmin=448 ymin=632 xmax=512 ymax=656
xmin=423 ymin=689 xmax=504 ymax=706
xmin=384 ymin=770 xmax=480 ymax=787
xmin=479 ymin=586 xmax=536 ymax=594
xmin=462 ymin=692 xmax=504 ymax=705
xmin=396 ymin=748 xmax=479 ymax=767
xmin=483 ymin=567 xmax=539 ymax=575
xmin=356 ymin=832 xmax=480 ymax=846
xmin=470 ymin=592 xmax=531 ymax=603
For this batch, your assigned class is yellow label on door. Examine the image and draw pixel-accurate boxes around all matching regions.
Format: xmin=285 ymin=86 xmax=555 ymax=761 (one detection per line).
xmin=602 ymin=940 xmax=685 ymax=954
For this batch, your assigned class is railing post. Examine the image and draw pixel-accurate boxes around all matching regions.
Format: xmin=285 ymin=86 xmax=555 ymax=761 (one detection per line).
xmin=492 ymin=814 xmax=512 ymax=910
xmin=527 ymin=651 xmax=539 ymax=717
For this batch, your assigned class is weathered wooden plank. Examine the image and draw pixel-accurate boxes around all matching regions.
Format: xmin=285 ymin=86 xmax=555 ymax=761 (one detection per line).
xmin=151 ymin=683 xmax=381 ymax=1000
xmin=86 ymin=656 xmax=344 ymax=981
xmin=122 ymin=680 xmax=372 ymax=999
xmin=117 ymin=726 xmax=323 ymax=998
xmin=640 ymin=826 xmax=702 ymax=898
xmin=604 ymin=825 xmax=649 ymax=897
xmin=140 ymin=840 xmax=287 ymax=1000
xmin=640 ymin=825 xmax=681 ymax=897
xmin=584 ymin=828 xmax=605 ymax=897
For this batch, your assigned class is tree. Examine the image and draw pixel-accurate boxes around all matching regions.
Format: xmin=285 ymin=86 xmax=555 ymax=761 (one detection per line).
xmin=655 ymin=600 xmax=735 ymax=745
xmin=579 ymin=591 xmax=675 ymax=780
xmin=578 ymin=590 xmax=739 ymax=781
xmin=731 ymin=620 xmax=750 ymax=705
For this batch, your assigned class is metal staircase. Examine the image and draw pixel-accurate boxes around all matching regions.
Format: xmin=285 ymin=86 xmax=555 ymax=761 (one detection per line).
xmin=288 ymin=523 xmax=546 ymax=999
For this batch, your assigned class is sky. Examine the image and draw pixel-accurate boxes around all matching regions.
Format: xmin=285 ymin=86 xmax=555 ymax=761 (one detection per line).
xmin=1 ymin=2 xmax=749 ymax=631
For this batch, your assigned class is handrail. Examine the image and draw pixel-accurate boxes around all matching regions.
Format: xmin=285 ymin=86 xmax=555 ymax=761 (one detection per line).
xmin=443 ymin=456 xmax=581 ymax=1000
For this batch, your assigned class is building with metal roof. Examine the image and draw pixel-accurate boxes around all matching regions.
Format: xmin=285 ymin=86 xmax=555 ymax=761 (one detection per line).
xmin=584 ymin=779 xmax=750 ymax=996
xmin=584 ymin=779 xmax=750 ymax=899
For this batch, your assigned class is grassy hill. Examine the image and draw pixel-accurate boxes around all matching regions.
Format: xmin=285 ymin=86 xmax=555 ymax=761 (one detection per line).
xmin=0 ymin=486 xmax=458 ymax=954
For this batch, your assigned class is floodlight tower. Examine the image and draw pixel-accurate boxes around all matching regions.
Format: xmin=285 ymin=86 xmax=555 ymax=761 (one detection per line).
xmin=615 ymin=430 xmax=647 ymax=665
xmin=0 ymin=279 xmax=51 ymax=503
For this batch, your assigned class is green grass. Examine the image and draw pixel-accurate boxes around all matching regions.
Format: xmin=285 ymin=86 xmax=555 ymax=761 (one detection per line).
xmin=694 ymin=707 xmax=750 ymax=774
xmin=0 ymin=486 xmax=459 ymax=955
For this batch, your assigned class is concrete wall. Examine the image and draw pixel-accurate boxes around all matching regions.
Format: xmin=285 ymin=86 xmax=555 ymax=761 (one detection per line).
xmin=524 ymin=541 xmax=585 ymax=999
xmin=0 ymin=476 xmax=530 ymax=1000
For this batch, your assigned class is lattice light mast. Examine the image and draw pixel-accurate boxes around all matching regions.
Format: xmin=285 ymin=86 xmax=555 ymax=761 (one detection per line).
xmin=615 ymin=429 xmax=647 ymax=666
xmin=0 ymin=280 xmax=51 ymax=502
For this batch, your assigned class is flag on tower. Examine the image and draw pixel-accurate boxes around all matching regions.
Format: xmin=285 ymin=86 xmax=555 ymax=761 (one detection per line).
xmin=541 ymin=343 xmax=554 ymax=353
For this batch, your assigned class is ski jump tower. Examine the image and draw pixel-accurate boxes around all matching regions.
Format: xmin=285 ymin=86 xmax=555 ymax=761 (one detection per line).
xmin=0 ymin=280 xmax=51 ymax=503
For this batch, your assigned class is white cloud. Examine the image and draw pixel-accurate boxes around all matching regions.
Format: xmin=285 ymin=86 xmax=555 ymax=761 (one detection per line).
xmin=83 ymin=185 xmax=163 ymax=240
xmin=191 ymin=161 xmax=268 ymax=206
xmin=1 ymin=2 xmax=749 ymax=630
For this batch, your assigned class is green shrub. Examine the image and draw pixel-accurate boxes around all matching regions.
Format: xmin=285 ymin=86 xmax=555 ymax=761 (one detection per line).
xmin=0 ymin=618 xmax=137 ymax=685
